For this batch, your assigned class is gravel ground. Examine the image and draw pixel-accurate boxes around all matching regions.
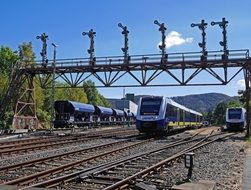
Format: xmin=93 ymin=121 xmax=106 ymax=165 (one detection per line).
xmin=0 ymin=138 xmax=121 ymax=167
xmin=0 ymin=128 xmax=248 ymax=190
xmin=142 ymin=132 xmax=248 ymax=190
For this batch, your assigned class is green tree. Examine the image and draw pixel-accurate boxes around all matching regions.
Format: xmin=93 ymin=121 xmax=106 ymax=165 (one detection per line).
xmin=227 ymin=99 xmax=242 ymax=108
xmin=18 ymin=42 xmax=35 ymax=64
xmin=0 ymin=46 xmax=18 ymax=98
xmin=54 ymin=83 xmax=88 ymax=103
xmin=203 ymin=110 xmax=213 ymax=124
xmin=83 ymin=80 xmax=111 ymax=106
xmin=213 ymin=102 xmax=227 ymax=125
xmin=0 ymin=46 xmax=18 ymax=75
xmin=99 ymin=94 xmax=111 ymax=107
xmin=0 ymin=46 xmax=18 ymax=128
xmin=83 ymin=80 xmax=100 ymax=105
xmin=238 ymin=90 xmax=246 ymax=105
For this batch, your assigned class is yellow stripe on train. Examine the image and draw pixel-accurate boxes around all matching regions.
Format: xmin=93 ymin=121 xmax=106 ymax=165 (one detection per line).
xmin=168 ymin=122 xmax=202 ymax=128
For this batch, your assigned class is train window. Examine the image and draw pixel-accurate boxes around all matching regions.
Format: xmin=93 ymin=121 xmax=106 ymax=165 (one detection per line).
xmin=228 ymin=108 xmax=242 ymax=119
xmin=190 ymin=113 xmax=196 ymax=121
xmin=179 ymin=109 xmax=185 ymax=122
xmin=166 ymin=104 xmax=177 ymax=117
xmin=140 ymin=99 xmax=162 ymax=115
xmin=185 ymin=111 xmax=190 ymax=121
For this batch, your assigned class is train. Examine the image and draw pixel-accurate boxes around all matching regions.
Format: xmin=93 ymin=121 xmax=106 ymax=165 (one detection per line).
xmin=136 ymin=96 xmax=203 ymax=134
xmin=225 ymin=107 xmax=246 ymax=131
xmin=53 ymin=100 xmax=135 ymax=128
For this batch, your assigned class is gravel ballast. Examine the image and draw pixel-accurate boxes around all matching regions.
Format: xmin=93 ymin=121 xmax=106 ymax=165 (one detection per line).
xmin=144 ymin=132 xmax=248 ymax=190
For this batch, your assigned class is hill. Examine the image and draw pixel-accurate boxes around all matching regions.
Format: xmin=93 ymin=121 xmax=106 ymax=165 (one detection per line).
xmin=171 ymin=93 xmax=231 ymax=113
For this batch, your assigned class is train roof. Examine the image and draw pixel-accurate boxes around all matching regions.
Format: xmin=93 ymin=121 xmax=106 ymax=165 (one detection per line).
xmin=166 ymin=98 xmax=202 ymax=116
xmin=68 ymin=101 xmax=95 ymax=113
xmin=54 ymin=100 xmax=95 ymax=113
xmin=112 ymin=108 xmax=125 ymax=117
xmin=94 ymin=106 xmax=113 ymax=116
xmin=141 ymin=96 xmax=163 ymax=100
xmin=189 ymin=109 xmax=203 ymax=116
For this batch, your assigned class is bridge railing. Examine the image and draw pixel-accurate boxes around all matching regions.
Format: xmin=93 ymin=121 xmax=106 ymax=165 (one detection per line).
xmin=21 ymin=49 xmax=249 ymax=69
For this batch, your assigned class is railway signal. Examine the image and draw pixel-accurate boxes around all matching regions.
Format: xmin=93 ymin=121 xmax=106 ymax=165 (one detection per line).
xmin=36 ymin=33 xmax=49 ymax=67
xmin=211 ymin=17 xmax=229 ymax=60
xmin=191 ymin=20 xmax=208 ymax=62
xmin=118 ymin=23 xmax=130 ymax=64
xmin=154 ymin=20 xmax=167 ymax=63
xmin=184 ymin=152 xmax=195 ymax=181
xmin=82 ymin=29 xmax=96 ymax=66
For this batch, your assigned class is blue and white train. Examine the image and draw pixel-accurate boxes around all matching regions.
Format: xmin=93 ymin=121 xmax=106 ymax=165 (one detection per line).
xmin=136 ymin=96 xmax=203 ymax=134
xmin=54 ymin=100 xmax=135 ymax=128
xmin=225 ymin=107 xmax=246 ymax=131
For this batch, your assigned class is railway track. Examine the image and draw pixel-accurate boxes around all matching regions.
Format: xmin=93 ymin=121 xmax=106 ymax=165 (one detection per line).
xmin=20 ymin=130 xmax=235 ymax=190
xmin=0 ymin=129 xmax=208 ymax=189
xmin=0 ymin=128 xmax=139 ymax=157
xmin=0 ymin=127 xmax=138 ymax=145
xmin=0 ymin=136 xmax=150 ymax=185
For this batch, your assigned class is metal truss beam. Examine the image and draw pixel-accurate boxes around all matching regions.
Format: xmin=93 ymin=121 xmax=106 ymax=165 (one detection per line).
xmin=20 ymin=49 xmax=249 ymax=88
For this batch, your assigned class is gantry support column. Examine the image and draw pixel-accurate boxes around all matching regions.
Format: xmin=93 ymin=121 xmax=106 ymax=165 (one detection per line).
xmin=245 ymin=59 xmax=251 ymax=137
xmin=12 ymin=74 xmax=38 ymax=130
xmin=244 ymin=59 xmax=251 ymax=137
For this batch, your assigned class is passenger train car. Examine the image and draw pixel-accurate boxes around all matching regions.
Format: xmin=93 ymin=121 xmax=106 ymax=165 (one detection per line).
xmin=54 ymin=100 xmax=135 ymax=128
xmin=136 ymin=96 xmax=203 ymax=133
xmin=225 ymin=107 xmax=246 ymax=131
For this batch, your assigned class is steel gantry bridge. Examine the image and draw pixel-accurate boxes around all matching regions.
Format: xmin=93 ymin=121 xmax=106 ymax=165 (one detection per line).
xmin=0 ymin=18 xmax=251 ymax=136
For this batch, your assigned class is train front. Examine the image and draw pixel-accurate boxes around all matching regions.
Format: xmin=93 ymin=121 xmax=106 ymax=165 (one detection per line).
xmin=136 ymin=96 xmax=167 ymax=133
xmin=226 ymin=108 xmax=246 ymax=131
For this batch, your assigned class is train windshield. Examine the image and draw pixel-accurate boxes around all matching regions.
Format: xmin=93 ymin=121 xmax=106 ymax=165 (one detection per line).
xmin=140 ymin=98 xmax=162 ymax=115
xmin=228 ymin=109 xmax=242 ymax=119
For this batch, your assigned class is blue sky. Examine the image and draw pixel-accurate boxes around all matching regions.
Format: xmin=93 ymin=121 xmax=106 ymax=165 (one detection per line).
xmin=1 ymin=0 xmax=250 ymax=98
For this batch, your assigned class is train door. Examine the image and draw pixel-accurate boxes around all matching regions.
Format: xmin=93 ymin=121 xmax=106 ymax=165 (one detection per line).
xmin=177 ymin=108 xmax=180 ymax=126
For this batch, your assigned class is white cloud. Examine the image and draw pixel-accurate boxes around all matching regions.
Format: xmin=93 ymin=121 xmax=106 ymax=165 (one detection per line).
xmin=158 ymin=31 xmax=193 ymax=49
xmin=237 ymin=79 xmax=247 ymax=90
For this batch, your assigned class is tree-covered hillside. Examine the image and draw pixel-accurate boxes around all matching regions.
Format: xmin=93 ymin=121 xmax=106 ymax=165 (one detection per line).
xmin=171 ymin=93 xmax=231 ymax=113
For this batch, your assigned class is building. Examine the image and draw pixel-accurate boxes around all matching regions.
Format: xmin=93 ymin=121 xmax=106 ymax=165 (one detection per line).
xmin=108 ymin=99 xmax=138 ymax=115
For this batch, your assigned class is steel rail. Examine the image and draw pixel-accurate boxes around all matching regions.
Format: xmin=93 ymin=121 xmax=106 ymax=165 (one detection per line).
xmin=0 ymin=127 xmax=138 ymax=148
xmin=0 ymin=139 xmax=133 ymax=173
xmin=3 ymin=139 xmax=151 ymax=186
xmin=0 ymin=136 xmax=55 ymax=146
xmin=103 ymin=132 xmax=234 ymax=190
xmin=22 ymin=129 xmax=211 ymax=189
xmin=0 ymin=129 xmax=139 ymax=155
